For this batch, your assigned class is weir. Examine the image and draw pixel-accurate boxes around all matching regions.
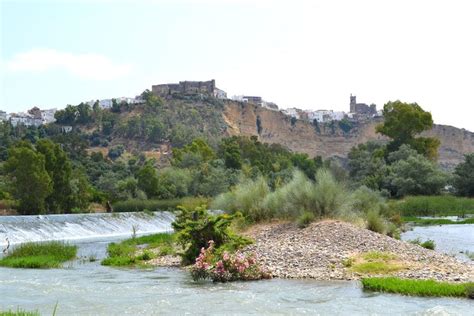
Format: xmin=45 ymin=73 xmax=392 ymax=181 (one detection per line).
xmin=0 ymin=212 xmax=175 ymax=246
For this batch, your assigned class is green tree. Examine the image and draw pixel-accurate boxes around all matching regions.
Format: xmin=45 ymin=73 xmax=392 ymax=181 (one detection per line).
xmin=4 ymin=146 xmax=52 ymax=214
xmin=36 ymin=139 xmax=74 ymax=212
xmin=453 ymin=153 xmax=474 ymax=197
xmin=137 ymin=163 xmax=159 ymax=198
xmin=385 ymin=147 xmax=447 ymax=197
xmin=376 ymin=100 xmax=440 ymax=159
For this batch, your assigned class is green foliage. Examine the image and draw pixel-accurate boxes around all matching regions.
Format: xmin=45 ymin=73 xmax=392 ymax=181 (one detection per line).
xmin=4 ymin=145 xmax=52 ymax=214
xmin=172 ymin=206 xmax=252 ymax=265
xmin=361 ymin=277 xmax=474 ymax=298
xmin=101 ymin=233 xmax=175 ymax=267
xmin=107 ymin=145 xmax=124 ymax=160
xmin=393 ymin=195 xmax=474 ymax=216
xmin=112 ymin=197 xmax=206 ymax=212
xmin=386 ymin=147 xmax=447 ymax=197
xmin=297 ymin=211 xmax=315 ymax=228
xmin=409 ymin=238 xmax=436 ymax=250
xmin=212 ymin=177 xmax=271 ymax=222
xmin=403 ymin=217 xmax=474 ymax=225
xmin=312 ymin=169 xmax=350 ymax=218
xmin=366 ymin=210 xmax=387 ymax=234
xmin=172 ymin=138 xmax=216 ymax=167
xmin=351 ymin=251 xmax=403 ymax=274
xmin=137 ymin=162 xmax=159 ymax=198
xmin=0 ymin=309 xmax=41 ymax=316
xmin=348 ymin=142 xmax=387 ymax=190
xmin=0 ymin=241 xmax=77 ymax=269
xmin=338 ymin=118 xmax=353 ymax=133
xmin=376 ymin=100 xmax=439 ymax=159
xmin=453 ymin=153 xmax=474 ymax=197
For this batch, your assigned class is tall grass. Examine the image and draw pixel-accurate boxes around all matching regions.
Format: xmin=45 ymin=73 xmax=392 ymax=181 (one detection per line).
xmin=0 ymin=242 xmax=77 ymax=269
xmin=362 ymin=277 xmax=474 ymax=298
xmin=393 ymin=195 xmax=474 ymax=217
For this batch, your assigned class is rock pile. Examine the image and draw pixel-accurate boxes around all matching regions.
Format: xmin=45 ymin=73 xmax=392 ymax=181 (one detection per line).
xmin=243 ymin=220 xmax=473 ymax=282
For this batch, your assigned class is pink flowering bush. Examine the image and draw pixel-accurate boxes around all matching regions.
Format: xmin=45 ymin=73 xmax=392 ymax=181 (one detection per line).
xmin=191 ymin=240 xmax=271 ymax=282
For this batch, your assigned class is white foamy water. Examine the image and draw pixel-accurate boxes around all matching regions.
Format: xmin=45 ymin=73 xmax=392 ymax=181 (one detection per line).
xmin=0 ymin=212 xmax=175 ymax=246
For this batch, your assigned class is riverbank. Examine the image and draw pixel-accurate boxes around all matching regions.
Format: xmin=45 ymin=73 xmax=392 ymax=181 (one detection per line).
xmin=241 ymin=220 xmax=473 ymax=282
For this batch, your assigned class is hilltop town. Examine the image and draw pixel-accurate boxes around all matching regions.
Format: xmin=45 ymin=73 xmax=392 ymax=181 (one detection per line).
xmin=1 ymin=79 xmax=380 ymax=128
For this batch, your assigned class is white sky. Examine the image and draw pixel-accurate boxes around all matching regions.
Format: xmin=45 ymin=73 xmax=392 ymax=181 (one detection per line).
xmin=1 ymin=0 xmax=474 ymax=131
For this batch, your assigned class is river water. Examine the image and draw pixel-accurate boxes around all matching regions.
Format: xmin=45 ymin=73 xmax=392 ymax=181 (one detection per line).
xmin=0 ymin=213 xmax=473 ymax=315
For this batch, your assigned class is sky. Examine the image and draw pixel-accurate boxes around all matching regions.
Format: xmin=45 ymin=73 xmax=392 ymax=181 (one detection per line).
xmin=1 ymin=0 xmax=473 ymax=131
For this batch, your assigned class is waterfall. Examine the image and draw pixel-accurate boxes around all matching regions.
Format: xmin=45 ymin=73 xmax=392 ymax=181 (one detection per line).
xmin=0 ymin=212 xmax=175 ymax=246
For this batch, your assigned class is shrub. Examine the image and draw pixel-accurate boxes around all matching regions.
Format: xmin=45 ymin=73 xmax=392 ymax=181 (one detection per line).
xmin=351 ymin=186 xmax=385 ymax=214
xmin=409 ymin=238 xmax=436 ymax=250
xmin=211 ymin=177 xmax=271 ymax=222
xmin=312 ymin=169 xmax=350 ymax=218
xmin=362 ymin=277 xmax=474 ymax=298
xmin=366 ymin=210 xmax=387 ymax=234
xmin=297 ymin=211 xmax=315 ymax=228
xmin=172 ymin=206 xmax=252 ymax=265
xmin=191 ymin=241 xmax=270 ymax=282
xmin=0 ymin=241 xmax=77 ymax=269
xmin=263 ymin=170 xmax=315 ymax=219
xmin=421 ymin=240 xmax=436 ymax=250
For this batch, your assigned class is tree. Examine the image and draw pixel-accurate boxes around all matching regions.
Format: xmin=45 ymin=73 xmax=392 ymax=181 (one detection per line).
xmin=376 ymin=100 xmax=440 ymax=159
xmin=54 ymin=105 xmax=78 ymax=125
xmin=385 ymin=147 xmax=447 ymax=197
xmin=137 ymin=163 xmax=159 ymax=198
xmin=453 ymin=153 xmax=474 ymax=197
xmin=4 ymin=146 xmax=52 ymax=214
xmin=37 ymin=139 xmax=74 ymax=212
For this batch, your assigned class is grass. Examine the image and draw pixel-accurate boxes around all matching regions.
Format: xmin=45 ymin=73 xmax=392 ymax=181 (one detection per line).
xmin=350 ymin=251 xmax=405 ymax=275
xmin=0 ymin=241 xmax=77 ymax=269
xmin=393 ymin=195 xmax=474 ymax=217
xmin=402 ymin=216 xmax=474 ymax=225
xmin=0 ymin=309 xmax=40 ymax=316
xmin=409 ymin=238 xmax=436 ymax=250
xmin=362 ymin=277 xmax=474 ymax=298
xmin=101 ymin=233 xmax=176 ymax=267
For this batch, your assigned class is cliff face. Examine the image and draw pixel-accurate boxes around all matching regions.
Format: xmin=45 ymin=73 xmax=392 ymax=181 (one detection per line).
xmin=223 ymin=101 xmax=474 ymax=169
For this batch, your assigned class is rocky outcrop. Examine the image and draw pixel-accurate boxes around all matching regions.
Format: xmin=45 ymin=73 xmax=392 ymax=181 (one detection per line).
xmin=223 ymin=101 xmax=474 ymax=169
xmin=243 ymin=221 xmax=473 ymax=282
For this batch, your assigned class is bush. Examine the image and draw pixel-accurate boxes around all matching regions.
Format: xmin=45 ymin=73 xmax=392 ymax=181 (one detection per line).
xmin=263 ymin=170 xmax=315 ymax=219
xmin=409 ymin=238 xmax=436 ymax=250
xmin=366 ymin=210 xmax=387 ymax=234
xmin=297 ymin=211 xmax=315 ymax=228
xmin=0 ymin=241 xmax=77 ymax=269
xmin=191 ymin=241 xmax=270 ymax=282
xmin=0 ymin=308 xmax=41 ymax=316
xmin=312 ymin=169 xmax=350 ymax=218
xmin=172 ymin=206 xmax=252 ymax=265
xmin=211 ymin=177 xmax=271 ymax=222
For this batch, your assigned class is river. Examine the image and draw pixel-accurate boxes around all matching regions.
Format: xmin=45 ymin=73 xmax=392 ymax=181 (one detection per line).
xmin=0 ymin=213 xmax=473 ymax=315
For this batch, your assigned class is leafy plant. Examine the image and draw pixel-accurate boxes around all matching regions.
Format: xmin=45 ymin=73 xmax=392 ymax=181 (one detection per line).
xmin=172 ymin=206 xmax=252 ymax=265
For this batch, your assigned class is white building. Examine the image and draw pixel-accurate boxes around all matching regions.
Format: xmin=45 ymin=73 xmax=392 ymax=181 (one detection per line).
xmin=214 ymin=88 xmax=227 ymax=99
xmin=87 ymin=96 xmax=144 ymax=109
xmin=41 ymin=108 xmax=57 ymax=124
xmin=281 ymin=108 xmax=301 ymax=119
xmin=306 ymin=109 xmax=346 ymax=123
xmin=10 ymin=113 xmax=43 ymax=127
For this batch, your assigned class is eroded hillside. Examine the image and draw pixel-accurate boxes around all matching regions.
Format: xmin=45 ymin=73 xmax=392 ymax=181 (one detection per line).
xmin=222 ymin=101 xmax=474 ymax=169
